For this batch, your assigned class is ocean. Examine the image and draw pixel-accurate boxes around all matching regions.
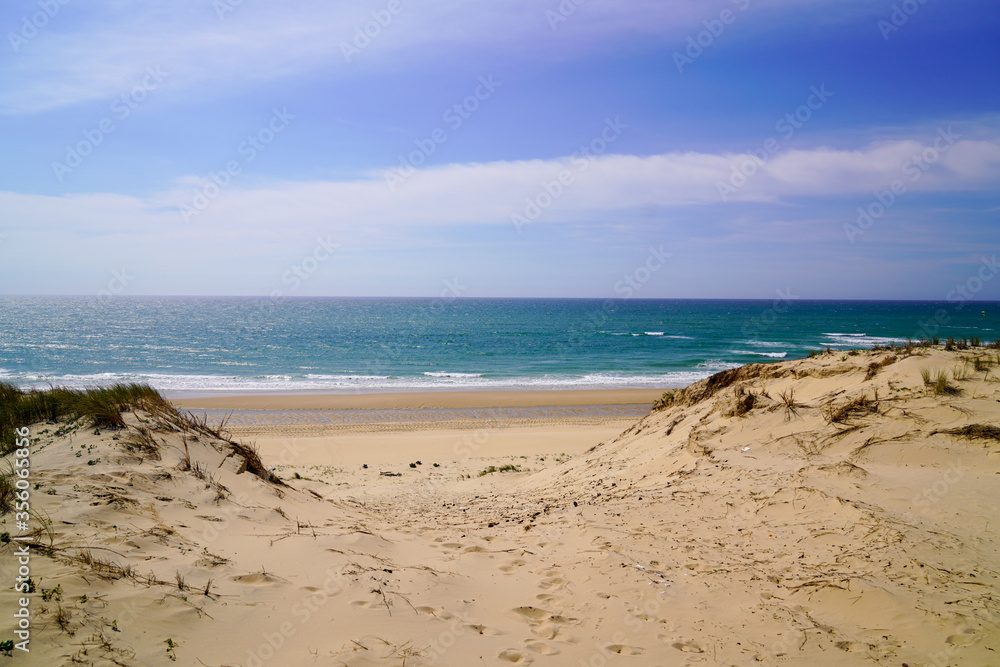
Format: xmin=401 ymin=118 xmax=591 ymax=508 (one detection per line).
xmin=0 ymin=296 xmax=995 ymax=396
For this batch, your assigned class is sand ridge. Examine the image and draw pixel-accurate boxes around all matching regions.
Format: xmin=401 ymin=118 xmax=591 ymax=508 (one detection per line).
xmin=2 ymin=346 xmax=999 ymax=665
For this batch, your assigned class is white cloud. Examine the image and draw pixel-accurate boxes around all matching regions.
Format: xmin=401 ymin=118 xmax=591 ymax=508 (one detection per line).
xmin=4 ymin=130 xmax=999 ymax=240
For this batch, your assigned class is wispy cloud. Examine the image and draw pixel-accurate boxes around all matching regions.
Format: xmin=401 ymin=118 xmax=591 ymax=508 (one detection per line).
xmin=0 ymin=0 xmax=888 ymax=114
xmin=5 ymin=127 xmax=998 ymax=238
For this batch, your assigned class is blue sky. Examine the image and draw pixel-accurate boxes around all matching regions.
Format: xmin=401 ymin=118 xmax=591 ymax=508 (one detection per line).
xmin=1 ymin=0 xmax=998 ymax=299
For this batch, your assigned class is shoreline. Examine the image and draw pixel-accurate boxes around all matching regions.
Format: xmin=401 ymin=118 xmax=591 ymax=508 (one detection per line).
xmin=170 ymin=387 xmax=670 ymax=410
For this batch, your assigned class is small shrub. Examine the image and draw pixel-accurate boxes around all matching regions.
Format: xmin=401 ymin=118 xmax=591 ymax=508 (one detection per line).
xmin=409 ymin=462 xmax=416 ymax=468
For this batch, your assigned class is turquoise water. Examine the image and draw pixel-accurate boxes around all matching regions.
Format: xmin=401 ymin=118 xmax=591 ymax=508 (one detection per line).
xmin=0 ymin=296 xmax=996 ymax=395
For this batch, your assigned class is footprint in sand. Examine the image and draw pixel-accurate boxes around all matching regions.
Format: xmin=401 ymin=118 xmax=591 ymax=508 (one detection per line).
xmin=416 ymin=606 xmax=457 ymax=620
xmin=497 ymin=649 xmax=533 ymax=663
xmin=524 ymin=640 xmax=559 ymax=656
xmin=668 ymin=638 xmax=704 ymax=653
xmin=945 ymin=630 xmax=979 ymax=647
xmin=500 ymin=558 xmax=528 ymax=573
xmin=514 ymin=606 xmax=550 ymax=622
xmin=513 ymin=606 xmax=579 ymax=641
xmin=538 ymin=576 xmax=566 ymax=590
xmin=606 ymin=644 xmax=646 ymax=655
xmin=532 ymin=623 xmax=559 ymax=640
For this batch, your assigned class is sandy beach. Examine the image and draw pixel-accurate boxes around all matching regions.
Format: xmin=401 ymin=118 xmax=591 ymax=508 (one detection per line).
xmin=171 ymin=388 xmax=669 ymax=410
xmin=4 ymin=347 xmax=1000 ymax=665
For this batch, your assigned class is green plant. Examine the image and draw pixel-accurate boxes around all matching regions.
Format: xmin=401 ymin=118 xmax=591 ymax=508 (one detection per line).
xmin=920 ymin=368 xmax=932 ymax=386
xmin=0 ymin=464 xmax=14 ymax=514
xmin=934 ymin=371 xmax=957 ymax=395
xmin=40 ymin=585 xmax=62 ymax=601
xmin=0 ymin=639 xmax=13 ymax=654
xmin=432 ymin=463 xmax=439 ymax=467
xmin=653 ymin=389 xmax=682 ymax=411
xmin=0 ymin=382 xmax=164 ymax=454
xmin=409 ymin=462 xmax=416 ymax=468
xmin=165 ymin=637 xmax=177 ymax=661
xmin=362 ymin=464 xmax=367 ymax=469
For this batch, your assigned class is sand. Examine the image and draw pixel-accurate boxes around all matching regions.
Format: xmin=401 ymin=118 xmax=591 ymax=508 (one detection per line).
xmin=3 ymin=347 xmax=1000 ymax=665
xmin=171 ymin=388 xmax=669 ymax=410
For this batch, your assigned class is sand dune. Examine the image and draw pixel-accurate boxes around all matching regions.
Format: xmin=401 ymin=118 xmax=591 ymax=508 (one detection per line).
xmin=3 ymin=346 xmax=999 ymax=665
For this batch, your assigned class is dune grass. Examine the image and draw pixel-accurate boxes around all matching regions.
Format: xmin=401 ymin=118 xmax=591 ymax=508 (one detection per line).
xmin=0 ymin=382 xmax=165 ymax=455
xmin=0 ymin=382 xmax=284 ymax=490
xmin=478 ymin=464 xmax=523 ymax=477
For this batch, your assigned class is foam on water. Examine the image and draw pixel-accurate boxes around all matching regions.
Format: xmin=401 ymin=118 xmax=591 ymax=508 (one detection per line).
xmin=1 ymin=296 xmax=994 ymax=395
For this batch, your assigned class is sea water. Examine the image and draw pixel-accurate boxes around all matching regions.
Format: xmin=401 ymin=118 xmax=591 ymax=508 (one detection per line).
xmin=0 ymin=296 xmax=995 ymax=395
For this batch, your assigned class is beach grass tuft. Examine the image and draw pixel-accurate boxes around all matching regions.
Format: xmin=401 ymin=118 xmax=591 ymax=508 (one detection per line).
xmin=0 ymin=382 xmax=166 ymax=454
xmin=478 ymin=464 xmax=523 ymax=477
xmin=933 ymin=371 xmax=958 ymax=395
xmin=0 ymin=462 xmax=14 ymax=514
xmin=778 ymin=388 xmax=800 ymax=419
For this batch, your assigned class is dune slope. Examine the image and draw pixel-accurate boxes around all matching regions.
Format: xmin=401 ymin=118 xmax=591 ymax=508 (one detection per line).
xmin=2 ymin=346 xmax=999 ymax=665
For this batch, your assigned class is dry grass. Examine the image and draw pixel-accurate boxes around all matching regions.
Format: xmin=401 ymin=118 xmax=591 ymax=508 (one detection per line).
xmin=824 ymin=394 xmax=879 ymax=424
xmin=778 ymin=388 xmax=801 ymax=419
xmin=865 ymin=355 xmax=897 ymax=381
xmin=55 ymin=604 xmax=72 ymax=633
xmin=71 ymin=550 xmax=138 ymax=582
xmin=933 ymin=424 xmax=1000 ymax=441
xmin=730 ymin=387 xmax=756 ymax=417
